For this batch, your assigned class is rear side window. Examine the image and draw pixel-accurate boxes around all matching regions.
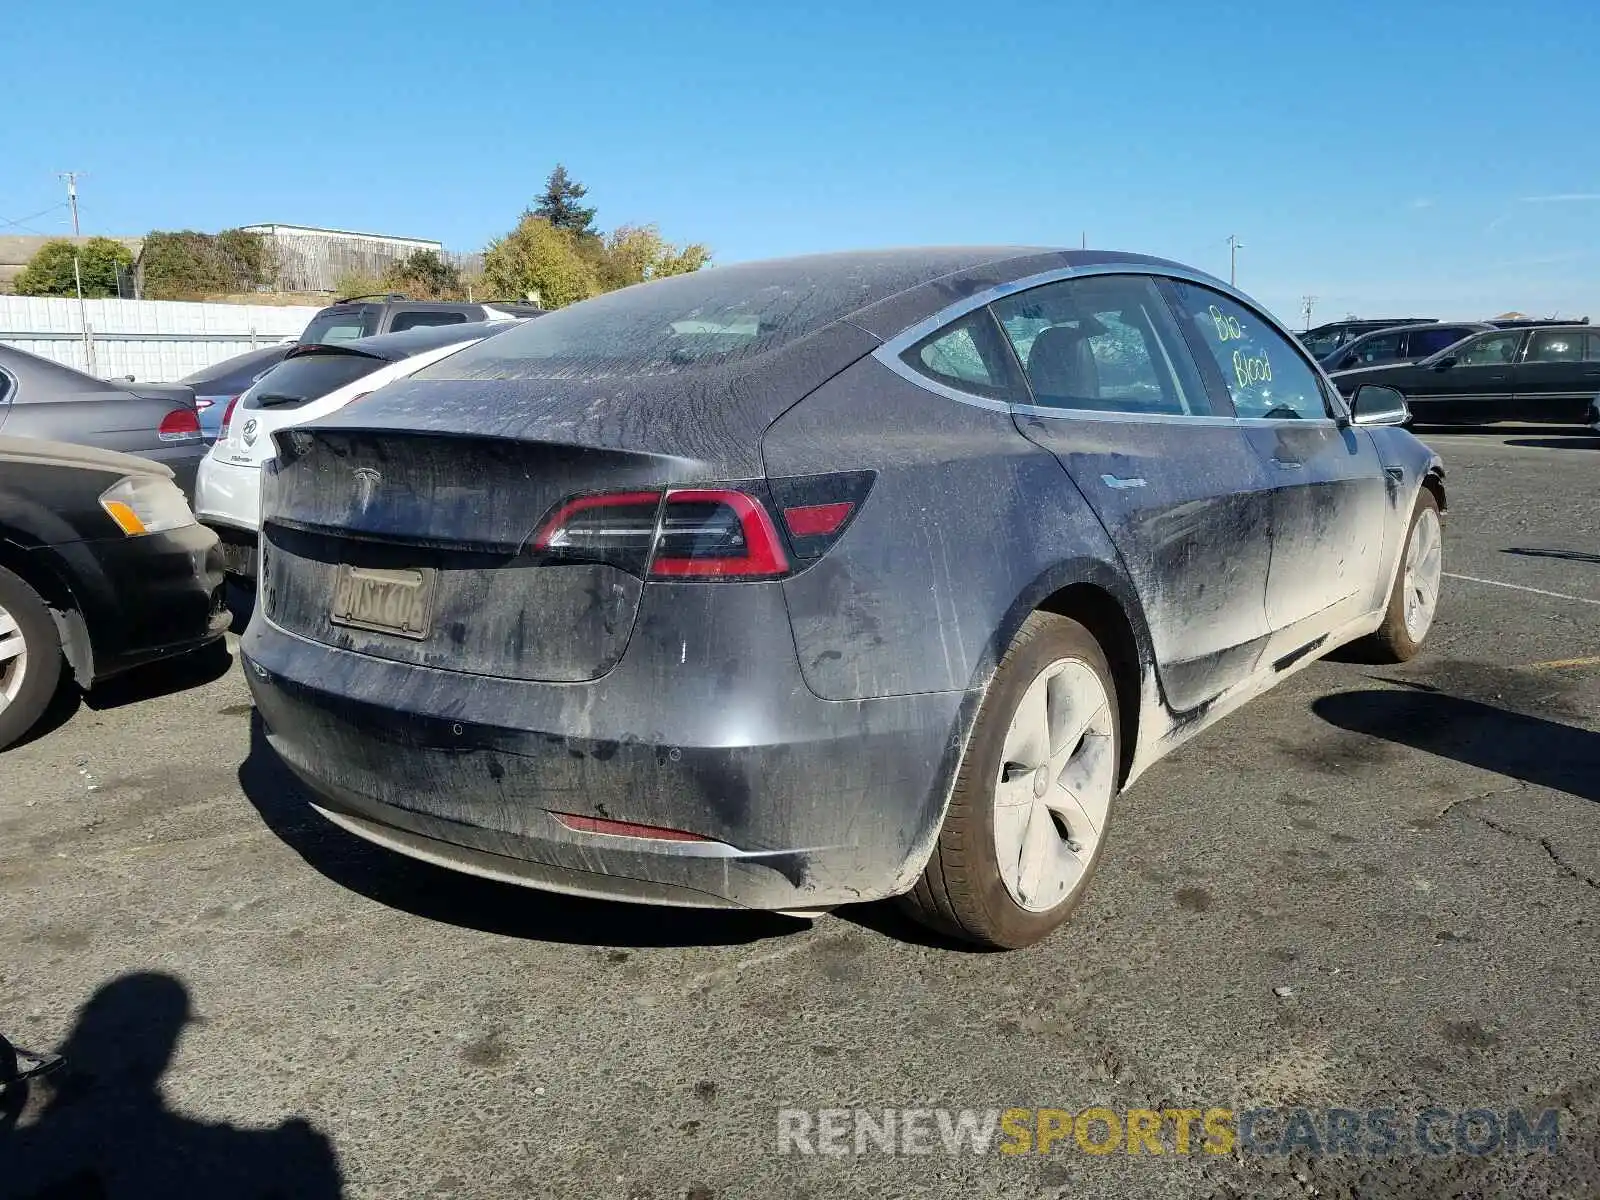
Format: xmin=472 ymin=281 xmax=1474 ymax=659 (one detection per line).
xmin=300 ymin=307 xmax=380 ymax=344
xmin=992 ymin=274 xmax=1214 ymax=416
xmin=389 ymin=310 xmax=469 ymax=333
xmin=1587 ymin=333 xmax=1600 ymax=362
xmin=241 ymin=353 xmax=385 ymax=411
xmin=902 ymin=310 xmax=1023 ymax=400
xmin=1527 ymin=330 xmax=1585 ymax=362
xmin=1167 ymin=282 xmax=1330 ymax=420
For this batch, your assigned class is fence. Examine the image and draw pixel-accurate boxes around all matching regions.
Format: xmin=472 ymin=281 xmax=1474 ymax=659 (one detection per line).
xmin=0 ymin=296 xmax=320 ymax=382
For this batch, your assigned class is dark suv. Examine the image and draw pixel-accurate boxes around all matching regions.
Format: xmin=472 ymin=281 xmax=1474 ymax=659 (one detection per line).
xmin=298 ymin=294 xmax=545 ymax=344
xmin=1298 ymin=318 xmax=1438 ymax=361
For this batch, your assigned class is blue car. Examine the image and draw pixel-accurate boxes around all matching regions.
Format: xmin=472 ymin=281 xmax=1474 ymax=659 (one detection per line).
xmin=178 ymin=344 xmax=295 ymax=441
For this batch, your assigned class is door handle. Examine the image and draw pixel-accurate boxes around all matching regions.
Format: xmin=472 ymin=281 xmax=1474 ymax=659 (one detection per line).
xmin=1100 ymin=474 xmax=1146 ymax=489
xmin=1271 ymin=458 xmax=1305 ymax=470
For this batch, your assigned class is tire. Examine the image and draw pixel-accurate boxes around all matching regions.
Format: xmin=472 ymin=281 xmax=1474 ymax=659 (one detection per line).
xmin=1357 ymin=488 xmax=1443 ymax=664
xmin=0 ymin=565 xmax=65 ymax=752
xmin=902 ymin=612 xmax=1121 ymax=949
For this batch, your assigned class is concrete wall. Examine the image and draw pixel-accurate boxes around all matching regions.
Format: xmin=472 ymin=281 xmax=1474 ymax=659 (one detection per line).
xmin=0 ymin=296 xmax=318 ymax=382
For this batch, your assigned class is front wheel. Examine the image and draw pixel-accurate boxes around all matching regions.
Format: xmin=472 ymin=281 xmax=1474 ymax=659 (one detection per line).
xmin=1358 ymin=489 xmax=1443 ymax=663
xmin=901 ymin=612 xmax=1120 ymax=949
xmin=0 ymin=565 xmax=65 ymax=752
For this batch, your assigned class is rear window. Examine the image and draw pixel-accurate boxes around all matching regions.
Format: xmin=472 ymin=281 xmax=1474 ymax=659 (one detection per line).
xmin=301 ymin=307 xmax=380 ymax=344
xmin=418 ymin=264 xmax=888 ymax=381
xmin=241 ymin=352 xmax=385 ymax=411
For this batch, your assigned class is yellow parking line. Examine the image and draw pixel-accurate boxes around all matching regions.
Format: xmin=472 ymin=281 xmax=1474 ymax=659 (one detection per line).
xmin=1525 ymin=655 xmax=1600 ymax=670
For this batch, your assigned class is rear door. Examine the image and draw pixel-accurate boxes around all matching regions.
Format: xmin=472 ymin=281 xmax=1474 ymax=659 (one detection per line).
xmin=1405 ymin=329 xmax=1525 ymax=423
xmin=988 ymin=272 xmax=1274 ymax=712
xmin=1513 ymin=329 xmax=1600 ymax=424
xmin=1165 ymin=280 xmax=1389 ymax=652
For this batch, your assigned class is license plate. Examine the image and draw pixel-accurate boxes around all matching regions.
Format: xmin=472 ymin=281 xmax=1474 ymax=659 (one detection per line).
xmin=329 ymin=565 xmax=437 ymax=640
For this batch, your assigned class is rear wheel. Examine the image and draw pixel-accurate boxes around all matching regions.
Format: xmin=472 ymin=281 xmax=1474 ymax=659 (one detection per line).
xmin=0 ymin=565 xmax=64 ymax=752
xmin=902 ymin=612 xmax=1120 ymax=949
xmin=1358 ymin=489 xmax=1443 ymax=663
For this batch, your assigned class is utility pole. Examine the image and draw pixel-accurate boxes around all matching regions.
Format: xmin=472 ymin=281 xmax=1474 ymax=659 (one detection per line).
xmin=59 ymin=172 xmax=81 ymax=236
xmin=1300 ymin=295 xmax=1317 ymax=330
xmin=1227 ymin=235 xmax=1242 ymax=287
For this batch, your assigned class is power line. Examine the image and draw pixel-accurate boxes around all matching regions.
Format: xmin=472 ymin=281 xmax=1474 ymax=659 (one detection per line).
xmin=0 ymin=202 xmax=69 ymax=233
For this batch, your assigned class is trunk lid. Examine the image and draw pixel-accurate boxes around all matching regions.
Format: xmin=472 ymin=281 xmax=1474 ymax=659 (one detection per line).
xmin=260 ymin=427 xmax=702 ymax=683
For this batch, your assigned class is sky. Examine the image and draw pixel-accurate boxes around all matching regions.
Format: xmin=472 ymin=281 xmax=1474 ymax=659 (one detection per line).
xmin=5 ymin=0 xmax=1599 ymax=325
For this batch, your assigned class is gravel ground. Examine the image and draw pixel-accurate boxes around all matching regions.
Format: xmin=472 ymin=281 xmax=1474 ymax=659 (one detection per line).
xmin=1 ymin=429 xmax=1596 ymax=1199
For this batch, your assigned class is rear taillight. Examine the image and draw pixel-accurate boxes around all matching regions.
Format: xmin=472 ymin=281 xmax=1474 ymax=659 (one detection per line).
xmin=530 ymin=487 xmax=792 ymax=580
xmin=158 ymin=409 xmax=202 ymax=443
xmin=219 ymin=396 xmax=242 ymax=439
xmin=651 ymin=489 xmax=789 ymax=579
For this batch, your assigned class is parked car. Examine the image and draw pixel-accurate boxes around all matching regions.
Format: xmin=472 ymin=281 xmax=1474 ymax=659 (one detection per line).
xmin=0 ymin=437 xmax=228 ymax=750
xmin=0 ymin=346 xmax=207 ymax=497
xmin=241 ymin=249 xmax=1447 ymax=949
xmin=1328 ymin=323 xmax=1600 ymax=426
xmin=194 ymin=321 xmax=518 ymax=581
xmin=1319 ymin=322 xmax=1491 ymax=373
xmin=1298 ymin=317 xmax=1438 ymax=360
xmin=297 ymin=293 xmax=544 ymax=345
xmin=178 ymin=344 xmax=296 ymax=441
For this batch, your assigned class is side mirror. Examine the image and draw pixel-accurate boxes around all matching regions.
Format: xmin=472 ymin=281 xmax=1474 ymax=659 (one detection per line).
xmin=1431 ymin=355 xmax=1457 ymax=372
xmin=1350 ymin=384 xmax=1410 ymax=427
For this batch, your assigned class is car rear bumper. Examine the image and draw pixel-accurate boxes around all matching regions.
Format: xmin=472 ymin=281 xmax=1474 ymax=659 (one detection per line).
xmin=241 ymin=588 xmax=970 ymax=911
xmin=194 ymin=453 xmax=262 ymax=537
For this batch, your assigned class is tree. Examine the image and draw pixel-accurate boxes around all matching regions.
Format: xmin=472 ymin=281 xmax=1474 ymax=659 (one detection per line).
xmin=13 ymin=238 xmax=133 ymax=298
xmin=140 ymin=229 xmax=276 ymax=299
xmin=599 ymin=225 xmax=712 ymax=290
xmin=382 ymin=250 xmax=462 ymax=300
xmin=481 ymin=216 xmax=600 ymax=309
xmin=532 ymin=164 xmax=598 ymax=237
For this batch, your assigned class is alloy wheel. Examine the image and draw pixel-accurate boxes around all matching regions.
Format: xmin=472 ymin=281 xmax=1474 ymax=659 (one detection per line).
xmin=1403 ymin=507 xmax=1443 ymax=642
xmin=0 ymin=602 xmax=27 ymax=715
xmin=992 ymin=656 xmax=1117 ymax=912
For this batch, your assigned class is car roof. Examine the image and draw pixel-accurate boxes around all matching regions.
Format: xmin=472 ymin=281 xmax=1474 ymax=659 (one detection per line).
xmin=287 ymin=319 xmax=514 ymax=363
xmin=179 ymin=342 xmax=294 ymax=385
xmin=1344 ymin=320 xmax=1491 ymax=341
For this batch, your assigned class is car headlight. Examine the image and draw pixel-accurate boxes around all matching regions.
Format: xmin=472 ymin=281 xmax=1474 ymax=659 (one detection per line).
xmin=99 ymin=475 xmax=197 ymax=536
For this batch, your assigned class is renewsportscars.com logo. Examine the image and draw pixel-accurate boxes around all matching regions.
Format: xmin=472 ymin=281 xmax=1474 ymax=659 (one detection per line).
xmin=776 ymin=1106 xmax=1563 ymax=1158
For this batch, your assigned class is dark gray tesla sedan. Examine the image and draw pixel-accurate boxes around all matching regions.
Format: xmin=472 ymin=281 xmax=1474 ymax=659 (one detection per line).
xmin=242 ymin=248 xmax=1445 ymax=948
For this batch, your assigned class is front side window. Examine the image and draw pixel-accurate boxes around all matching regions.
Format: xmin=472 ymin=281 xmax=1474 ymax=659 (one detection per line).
xmin=1527 ymin=330 xmax=1584 ymax=363
xmin=1167 ymin=282 xmax=1330 ymax=420
xmin=991 ymin=275 xmax=1213 ymax=415
xmin=1455 ymin=331 xmax=1523 ymax=366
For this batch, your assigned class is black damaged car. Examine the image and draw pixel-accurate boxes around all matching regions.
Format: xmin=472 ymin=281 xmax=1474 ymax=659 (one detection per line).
xmin=244 ymin=248 xmax=1445 ymax=948
xmin=1328 ymin=323 xmax=1600 ymax=427
xmin=0 ymin=438 xmax=228 ymax=750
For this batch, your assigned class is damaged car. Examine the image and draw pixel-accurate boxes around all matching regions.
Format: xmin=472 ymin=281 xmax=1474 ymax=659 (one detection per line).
xmin=242 ymin=249 xmax=1445 ymax=948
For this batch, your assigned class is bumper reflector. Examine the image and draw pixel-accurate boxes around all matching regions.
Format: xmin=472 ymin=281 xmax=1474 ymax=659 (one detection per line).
xmin=551 ymin=812 xmax=710 ymax=842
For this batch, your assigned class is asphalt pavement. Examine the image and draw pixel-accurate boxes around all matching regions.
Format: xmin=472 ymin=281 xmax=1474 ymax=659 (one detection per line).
xmin=1 ymin=429 xmax=1596 ymax=1199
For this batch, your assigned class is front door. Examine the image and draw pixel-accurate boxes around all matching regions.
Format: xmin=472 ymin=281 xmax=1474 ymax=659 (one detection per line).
xmin=1513 ymin=328 xmax=1600 ymax=424
xmin=1404 ymin=329 xmax=1526 ymax=424
xmin=989 ymin=273 xmax=1274 ymax=713
xmin=1164 ymin=280 xmax=1390 ymax=649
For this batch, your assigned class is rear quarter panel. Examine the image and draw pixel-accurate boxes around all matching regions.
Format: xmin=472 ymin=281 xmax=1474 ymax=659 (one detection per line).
xmin=762 ymin=357 xmax=1142 ymax=701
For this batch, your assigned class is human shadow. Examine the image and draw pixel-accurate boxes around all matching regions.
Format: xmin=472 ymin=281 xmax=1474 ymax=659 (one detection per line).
xmin=0 ymin=972 xmax=343 ymax=1198
xmin=237 ymin=714 xmax=810 ymax=949
xmin=1313 ymin=684 xmax=1600 ymax=803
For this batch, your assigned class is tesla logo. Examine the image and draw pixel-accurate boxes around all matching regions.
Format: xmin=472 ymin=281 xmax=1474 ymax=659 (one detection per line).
xmin=241 ymin=419 xmax=258 ymax=446
xmin=353 ymin=466 xmax=382 ymax=508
